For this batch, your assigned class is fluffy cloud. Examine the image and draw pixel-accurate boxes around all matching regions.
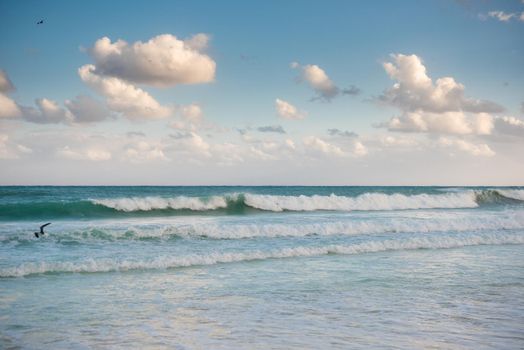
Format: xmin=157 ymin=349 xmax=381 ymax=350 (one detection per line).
xmin=303 ymin=136 xmax=346 ymax=157
xmin=64 ymin=95 xmax=111 ymax=123
xmin=437 ymin=137 xmax=495 ymax=157
xmin=0 ymin=93 xmax=21 ymax=119
xmin=291 ymin=62 xmax=361 ymax=101
xmin=180 ymin=103 xmax=203 ymax=122
xmin=275 ymin=98 xmax=305 ymax=120
xmin=380 ymin=54 xmax=503 ymax=114
xmin=0 ymin=70 xmax=15 ymax=93
xmin=0 ymin=69 xmax=112 ymax=124
xmin=377 ymin=53 xmax=524 ymax=140
xmin=57 ymin=146 xmax=111 ymax=161
xmin=124 ymin=140 xmax=167 ymax=163
xmin=383 ymin=111 xmax=494 ymax=135
xmin=257 ymin=125 xmax=286 ymax=134
xmin=165 ymin=131 xmax=211 ymax=159
xmin=78 ymin=64 xmax=172 ymax=119
xmin=0 ymin=133 xmax=32 ymax=159
xmin=291 ymin=62 xmax=339 ymax=101
xmin=21 ymin=98 xmax=74 ymax=124
xmin=0 ymin=70 xmax=21 ymax=118
xmin=494 ymin=116 xmax=524 ymax=138
xmin=88 ymin=34 xmax=216 ymax=87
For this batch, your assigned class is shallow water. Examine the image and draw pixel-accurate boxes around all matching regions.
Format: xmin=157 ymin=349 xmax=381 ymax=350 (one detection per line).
xmin=1 ymin=186 xmax=523 ymax=349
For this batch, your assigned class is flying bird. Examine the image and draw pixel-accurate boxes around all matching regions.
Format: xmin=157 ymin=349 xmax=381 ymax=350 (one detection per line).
xmin=36 ymin=20 xmax=44 ymax=25
xmin=34 ymin=222 xmax=51 ymax=238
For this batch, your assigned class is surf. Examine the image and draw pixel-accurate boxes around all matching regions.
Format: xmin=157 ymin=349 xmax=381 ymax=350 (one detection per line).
xmin=2 ymin=231 xmax=523 ymax=277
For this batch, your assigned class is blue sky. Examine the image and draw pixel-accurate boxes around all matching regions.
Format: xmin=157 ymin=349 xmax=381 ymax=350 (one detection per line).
xmin=0 ymin=0 xmax=523 ymax=185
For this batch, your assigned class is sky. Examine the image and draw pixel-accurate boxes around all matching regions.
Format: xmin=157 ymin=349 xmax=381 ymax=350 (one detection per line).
xmin=0 ymin=0 xmax=523 ymax=185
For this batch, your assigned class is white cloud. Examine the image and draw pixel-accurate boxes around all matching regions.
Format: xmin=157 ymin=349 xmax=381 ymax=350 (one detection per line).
xmin=494 ymin=116 xmax=524 ymax=137
xmin=0 ymin=133 xmax=32 ymax=159
xmin=275 ymin=98 xmax=305 ymax=120
xmin=353 ymin=141 xmax=368 ymax=156
xmin=485 ymin=11 xmax=524 ymax=22
xmin=180 ymin=103 xmax=203 ymax=123
xmin=303 ymin=136 xmax=346 ymax=157
xmin=124 ymin=140 xmax=167 ymax=163
xmin=21 ymin=98 xmax=74 ymax=124
xmin=488 ymin=11 xmax=516 ymax=22
xmin=377 ymin=53 xmax=524 ymax=142
xmin=0 ymin=70 xmax=21 ymax=119
xmin=57 ymin=146 xmax=111 ymax=161
xmin=64 ymin=95 xmax=111 ymax=123
xmin=88 ymin=34 xmax=215 ymax=87
xmin=0 ymin=92 xmax=21 ymax=119
xmin=438 ymin=137 xmax=495 ymax=157
xmin=384 ymin=111 xmax=494 ymax=135
xmin=380 ymin=54 xmax=503 ymax=114
xmin=78 ymin=64 xmax=172 ymax=119
xmin=292 ymin=63 xmax=339 ymax=101
xmin=0 ymin=70 xmax=15 ymax=93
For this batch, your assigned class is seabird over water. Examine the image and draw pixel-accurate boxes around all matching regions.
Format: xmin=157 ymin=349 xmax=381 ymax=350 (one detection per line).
xmin=34 ymin=223 xmax=51 ymax=238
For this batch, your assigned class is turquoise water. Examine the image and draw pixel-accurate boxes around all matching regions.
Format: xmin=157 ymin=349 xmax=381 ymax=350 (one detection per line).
xmin=1 ymin=186 xmax=524 ymax=348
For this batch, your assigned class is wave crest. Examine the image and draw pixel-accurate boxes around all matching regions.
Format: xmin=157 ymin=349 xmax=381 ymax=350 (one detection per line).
xmin=243 ymin=192 xmax=478 ymax=212
xmin=2 ymin=232 xmax=522 ymax=277
xmin=91 ymin=195 xmax=232 ymax=212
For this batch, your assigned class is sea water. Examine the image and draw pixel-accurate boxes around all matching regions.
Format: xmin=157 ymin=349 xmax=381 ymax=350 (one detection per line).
xmin=1 ymin=186 xmax=523 ymax=349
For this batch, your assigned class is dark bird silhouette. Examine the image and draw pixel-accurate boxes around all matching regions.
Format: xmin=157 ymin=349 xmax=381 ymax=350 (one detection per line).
xmin=34 ymin=223 xmax=51 ymax=238
xmin=37 ymin=20 xmax=44 ymax=25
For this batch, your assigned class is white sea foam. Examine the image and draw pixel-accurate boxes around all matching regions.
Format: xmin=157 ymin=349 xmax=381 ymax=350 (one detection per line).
xmin=2 ymin=232 xmax=523 ymax=277
xmin=497 ymin=189 xmax=524 ymax=201
xmin=92 ymin=196 xmax=230 ymax=212
xmin=243 ymin=192 xmax=478 ymax=212
xmin=172 ymin=212 xmax=524 ymax=239
xmin=3 ymin=210 xmax=523 ymax=242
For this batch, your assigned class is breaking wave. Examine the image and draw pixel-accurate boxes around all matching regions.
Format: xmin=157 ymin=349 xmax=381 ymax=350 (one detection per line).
xmin=2 ymin=232 xmax=523 ymax=277
xmin=3 ymin=210 xmax=523 ymax=243
xmin=1 ymin=189 xmax=522 ymax=220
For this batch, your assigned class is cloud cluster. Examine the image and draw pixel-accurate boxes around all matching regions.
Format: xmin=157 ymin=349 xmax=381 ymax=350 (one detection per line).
xmin=378 ymin=53 xmax=524 ymax=142
xmin=20 ymin=96 xmax=111 ymax=124
xmin=275 ymin=98 xmax=305 ymax=120
xmin=77 ymin=33 xmax=216 ymax=120
xmin=1 ymin=69 xmax=111 ymax=124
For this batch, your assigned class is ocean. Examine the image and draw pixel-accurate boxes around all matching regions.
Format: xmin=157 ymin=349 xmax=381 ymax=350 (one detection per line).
xmin=1 ymin=186 xmax=523 ymax=349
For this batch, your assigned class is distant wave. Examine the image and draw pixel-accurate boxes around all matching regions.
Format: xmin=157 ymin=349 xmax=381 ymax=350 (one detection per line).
xmin=242 ymin=192 xmax=478 ymax=211
xmin=497 ymin=189 xmax=524 ymax=201
xmin=92 ymin=195 xmax=231 ymax=212
xmin=90 ymin=190 xmax=522 ymax=212
xmin=2 ymin=232 xmax=523 ymax=277
xmin=1 ymin=189 xmax=522 ymax=220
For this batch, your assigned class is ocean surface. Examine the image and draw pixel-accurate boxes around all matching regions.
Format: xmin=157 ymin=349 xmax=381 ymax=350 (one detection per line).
xmin=1 ymin=186 xmax=523 ymax=349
